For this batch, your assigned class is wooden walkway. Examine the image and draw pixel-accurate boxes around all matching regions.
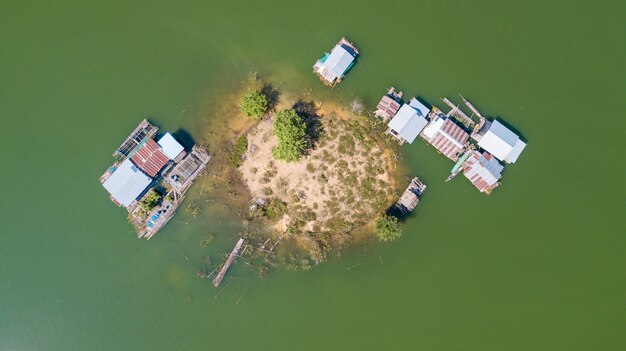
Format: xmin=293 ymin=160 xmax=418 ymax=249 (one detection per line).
xmin=213 ymin=238 xmax=245 ymax=288
xmin=441 ymin=97 xmax=475 ymax=127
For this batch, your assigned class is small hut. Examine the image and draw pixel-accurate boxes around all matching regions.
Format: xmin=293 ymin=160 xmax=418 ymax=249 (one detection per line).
xmin=374 ymin=87 xmax=403 ymax=122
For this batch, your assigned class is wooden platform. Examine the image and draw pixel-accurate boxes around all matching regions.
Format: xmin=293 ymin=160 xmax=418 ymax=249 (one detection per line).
xmin=394 ymin=177 xmax=427 ymax=214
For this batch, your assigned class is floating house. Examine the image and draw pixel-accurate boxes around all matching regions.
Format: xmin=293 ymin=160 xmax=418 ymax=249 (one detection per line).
xmin=421 ymin=109 xmax=470 ymax=161
xmin=461 ymin=150 xmax=504 ymax=194
xmin=100 ymin=119 xmax=210 ymax=239
xmin=130 ymin=138 xmax=170 ymax=178
xmin=102 ymin=159 xmax=152 ymax=208
xmin=394 ymin=177 xmax=427 ymax=214
xmin=387 ymin=98 xmax=430 ymax=144
xmin=473 ymin=120 xmax=526 ymax=163
xmin=313 ymin=37 xmax=359 ymax=86
xmin=374 ymin=87 xmax=403 ymax=121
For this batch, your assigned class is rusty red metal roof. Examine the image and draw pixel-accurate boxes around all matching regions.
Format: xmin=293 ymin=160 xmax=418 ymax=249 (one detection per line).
xmin=130 ymin=138 xmax=169 ymax=178
xmin=375 ymin=96 xmax=401 ymax=119
xmin=426 ymin=119 xmax=470 ymax=161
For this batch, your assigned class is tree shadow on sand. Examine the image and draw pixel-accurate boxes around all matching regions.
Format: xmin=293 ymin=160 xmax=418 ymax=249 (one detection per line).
xmin=292 ymin=99 xmax=324 ymax=152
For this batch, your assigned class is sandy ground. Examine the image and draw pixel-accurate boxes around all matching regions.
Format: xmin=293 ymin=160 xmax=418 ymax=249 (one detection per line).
xmin=239 ymin=111 xmax=398 ymax=235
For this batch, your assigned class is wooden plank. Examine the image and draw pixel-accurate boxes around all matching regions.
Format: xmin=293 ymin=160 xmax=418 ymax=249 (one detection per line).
xmin=213 ymin=238 xmax=245 ymax=288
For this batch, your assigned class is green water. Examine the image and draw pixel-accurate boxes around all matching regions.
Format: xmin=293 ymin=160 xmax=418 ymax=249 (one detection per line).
xmin=1 ymin=1 xmax=624 ymax=350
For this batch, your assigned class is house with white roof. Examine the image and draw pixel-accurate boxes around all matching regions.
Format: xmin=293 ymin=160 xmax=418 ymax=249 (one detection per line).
xmin=102 ymin=159 xmax=152 ymax=207
xmin=462 ymin=150 xmax=504 ymax=194
xmin=473 ymin=120 xmax=526 ymax=163
xmin=387 ymin=100 xmax=430 ymax=144
xmin=157 ymin=132 xmax=186 ymax=160
xmin=313 ymin=37 xmax=359 ymax=86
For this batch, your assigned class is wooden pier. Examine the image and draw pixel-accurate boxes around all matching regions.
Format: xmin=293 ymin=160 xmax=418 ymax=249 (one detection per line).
xmin=113 ymin=119 xmax=158 ymax=160
xmin=441 ymin=97 xmax=475 ymax=127
xmin=394 ymin=177 xmax=427 ymax=214
xmin=213 ymin=238 xmax=245 ymax=288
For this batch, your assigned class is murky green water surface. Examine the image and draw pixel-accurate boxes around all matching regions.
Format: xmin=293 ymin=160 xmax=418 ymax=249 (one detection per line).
xmin=1 ymin=1 xmax=624 ymax=350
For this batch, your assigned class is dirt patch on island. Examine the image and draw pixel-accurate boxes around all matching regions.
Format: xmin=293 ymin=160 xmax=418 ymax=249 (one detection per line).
xmin=238 ymin=105 xmax=401 ymax=262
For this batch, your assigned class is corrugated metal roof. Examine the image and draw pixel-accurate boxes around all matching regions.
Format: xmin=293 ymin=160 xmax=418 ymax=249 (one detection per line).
xmin=157 ymin=133 xmax=185 ymax=160
xmin=325 ymin=46 xmax=355 ymax=77
xmin=102 ymin=159 xmax=152 ymax=207
xmin=505 ymin=139 xmax=526 ymax=163
xmin=375 ymin=95 xmax=401 ymax=119
xmin=315 ymin=45 xmax=355 ymax=83
xmin=478 ymin=120 xmax=520 ymax=161
xmin=408 ymin=98 xmax=431 ymax=119
xmin=462 ymin=150 xmax=504 ymax=192
xmin=130 ymin=138 xmax=169 ymax=177
xmin=388 ymin=104 xmax=428 ymax=144
xmin=422 ymin=117 xmax=469 ymax=161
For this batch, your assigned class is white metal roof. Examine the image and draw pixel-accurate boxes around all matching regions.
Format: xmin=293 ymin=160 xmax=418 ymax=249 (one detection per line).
xmin=422 ymin=115 xmax=445 ymax=139
xmin=408 ymin=98 xmax=431 ymax=119
xmin=316 ymin=46 xmax=355 ymax=82
xmin=505 ymin=139 xmax=526 ymax=163
xmin=102 ymin=159 xmax=152 ymax=207
xmin=388 ymin=104 xmax=428 ymax=143
xmin=157 ymin=132 xmax=184 ymax=160
xmin=478 ymin=120 xmax=520 ymax=161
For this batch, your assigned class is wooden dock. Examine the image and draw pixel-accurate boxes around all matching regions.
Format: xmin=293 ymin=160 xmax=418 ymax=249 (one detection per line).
xmin=441 ymin=97 xmax=475 ymax=127
xmin=394 ymin=177 xmax=427 ymax=214
xmin=213 ymin=238 xmax=245 ymax=288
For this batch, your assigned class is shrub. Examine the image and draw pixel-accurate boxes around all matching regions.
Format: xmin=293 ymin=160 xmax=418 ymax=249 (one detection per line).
xmin=261 ymin=198 xmax=288 ymax=220
xmin=271 ymin=109 xmax=307 ymax=162
xmin=140 ymin=190 xmax=161 ymax=213
xmin=229 ymin=135 xmax=248 ymax=167
xmin=239 ymin=91 xmax=268 ymax=119
xmin=375 ymin=214 xmax=402 ymax=242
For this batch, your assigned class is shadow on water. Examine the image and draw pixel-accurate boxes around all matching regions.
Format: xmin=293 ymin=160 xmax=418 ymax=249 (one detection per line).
xmin=173 ymin=129 xmax=196 ymax=149
xmin=414 ymin=96 xmax=432 ymax=110
xmin=261 ymin=83 xmax=281 ymax=111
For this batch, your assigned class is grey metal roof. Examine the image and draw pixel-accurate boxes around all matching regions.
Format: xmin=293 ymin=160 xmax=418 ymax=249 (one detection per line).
xmin=388 ymin=104 xmax=429 ymax=143
xmin=408 ymin=98 xmax=431 ymax=119
xmin=102 ymin=159 xmax=152 ymax=207
xmin=505 ymin=139 xmax=526 ymax=163
xmin=324 ymin=46 xmax=355 ymax=79
xmin=478 ymin=120 xmax=520 ymax=161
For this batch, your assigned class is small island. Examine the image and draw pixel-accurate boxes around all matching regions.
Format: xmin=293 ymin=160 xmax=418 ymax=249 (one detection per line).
xmin=235 ymin=94 xmax=405 ymax=263
xmin=99 ymin=35 xmax=527 ymax=279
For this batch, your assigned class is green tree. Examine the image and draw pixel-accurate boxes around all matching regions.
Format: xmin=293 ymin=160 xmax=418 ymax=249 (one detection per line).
xmin=139 ymin=190 xmax=161 ymax=213
xmin=272 ymin=109 xmax=307 ymax=162
xmin=375 ymin=214 xmax=402 ymax=242
xmin=239 ymin=91 xmax=268 ymax=119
